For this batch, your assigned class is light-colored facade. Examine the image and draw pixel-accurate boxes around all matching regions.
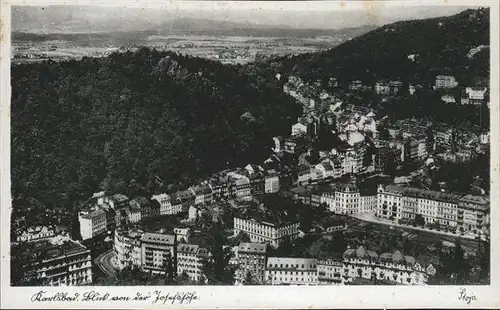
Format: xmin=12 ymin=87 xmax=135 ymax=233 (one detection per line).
xmin=264 ymin=175 xmax=280 ymax=193
xmin=435 ymin=75 xmax=458 ymax=89
xmin=114 ymin=228 xmax=143 ymax=269
xmin=317 ymin=259 xmax=343 ymax=285
xmin=292 ymin=122 xmax=307 ymax=136
xmin=376 ymin=185 xmax=489 ymax=236
xmin=236 ymin=242 xmax=267 ymax=284
xmin=233 ymin=216 xmax=300 ymax=248
xmin=342 ymin=246 xmax=436 ymax=285
xmin=458 ymin=195 xmax=489 ymax=234
xmin=465 ymin=87 xmax=487 ymax=100
xmin=188 ymin=205 xmax=199 ymax=221
xmin=173 ymin=228 xmax=191 ymax=242
xmin=265 ymin=257 xmax=318 ymax=285
xmin=190 ymin=185 xmax=213 ymax=206
xmin=141 ymin=233 xmax=176 ymax=275
xmin=16 ymin=226 xmax=55 ymax=242
xmin=320 ymin=177 xmax=377 ymax=215
xmin=126 ymin=207 xmax=142 ymax=224
xmin=78 ymin=208 xmax=107 ymax=240
xmin=176 ymin=244 xmax=208 ymax=282
xmin=151 ymin=194 xmax=172 ymax=215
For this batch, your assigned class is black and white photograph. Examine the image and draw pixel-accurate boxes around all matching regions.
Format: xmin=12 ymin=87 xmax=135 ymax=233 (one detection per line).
xmin=1 ymin=0 xmax=499 ymax=308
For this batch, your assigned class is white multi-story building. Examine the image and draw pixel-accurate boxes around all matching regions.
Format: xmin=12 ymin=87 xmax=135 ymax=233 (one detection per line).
xmin=78 ymin=208 xmax=107 ymax=240
xmin=265 ymin=257 xmax=318 ymax=285
xmin=320 ymin=176 xmax=377 ymax=215
xmin=176 ymin=244 xmax=208 ymax=283
xmin=377 ymin=185 xmax=460 ymax=225
xmin=114 ymin=228 xmax=143 ymax=269
xmin=124 ymin=206 xmax=141 ymax=224
xmin=317 ymin=259 xmax=343 ymax=285
xmin=141 ymin=233 xmax=176 ymax=275
xmin=435 ymin=75 xmax=458 ymax=89
xmin=342 ymin=246 xmax=436 ymax=285
xmin=458 ymin=194 xmax=489 ymax=235
xmin=188 ymin=205 xmax=200 ymax=221
xmin=234 ymin=214 xmax=299 ymax=248
xmin=465 ymin=87 xmax=487 ymax=101
xmin=151 ymin=194 xmax=172 ymax=215
xmin=264 ymin=174 xmax=280 ymax=193
xmin=376 ymin=185 xmax=489 ymax=236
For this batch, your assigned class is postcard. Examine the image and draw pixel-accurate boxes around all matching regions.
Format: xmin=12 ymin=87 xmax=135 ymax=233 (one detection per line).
xmin=1 ymin=0 xmax=499 ymax=308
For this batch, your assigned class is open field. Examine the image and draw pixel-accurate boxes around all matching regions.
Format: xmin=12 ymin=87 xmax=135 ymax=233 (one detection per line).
xmin=12 ymin=33 xmax=341 ymax=64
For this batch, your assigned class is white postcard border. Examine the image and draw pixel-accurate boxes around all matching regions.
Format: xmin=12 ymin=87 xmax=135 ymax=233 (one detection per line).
xmin=1 ymin=1 xmax=499 ymax=308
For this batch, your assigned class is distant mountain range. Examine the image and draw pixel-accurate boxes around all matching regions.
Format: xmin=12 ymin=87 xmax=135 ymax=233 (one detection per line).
xmin=12 ymin=5 xmax=374 ymax=36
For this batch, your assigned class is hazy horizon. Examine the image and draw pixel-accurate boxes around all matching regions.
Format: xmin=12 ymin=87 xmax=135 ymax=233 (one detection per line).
xmin=12 ymin=3 xmax=477 ymax=33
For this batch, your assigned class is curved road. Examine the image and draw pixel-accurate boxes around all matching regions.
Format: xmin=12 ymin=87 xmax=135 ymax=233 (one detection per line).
xmin=95 ymin=250 xmax=118 ymax=278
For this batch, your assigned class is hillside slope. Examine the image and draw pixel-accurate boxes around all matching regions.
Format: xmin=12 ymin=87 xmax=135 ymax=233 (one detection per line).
xmin=11 ymin=48 xmax=301 ymax=218
xmin=267 ymin=8 xmax=489 ymax=86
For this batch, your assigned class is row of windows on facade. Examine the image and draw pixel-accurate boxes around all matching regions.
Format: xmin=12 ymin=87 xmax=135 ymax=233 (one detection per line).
xmin=268 ymin=263 xmax=316 ymax=269
xmin=268 ymin=276 xmax=316 ymax=282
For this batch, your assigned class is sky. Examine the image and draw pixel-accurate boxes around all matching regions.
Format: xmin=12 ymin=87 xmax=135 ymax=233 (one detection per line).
xmin=11 ymin=1 xmax=480 ymax=32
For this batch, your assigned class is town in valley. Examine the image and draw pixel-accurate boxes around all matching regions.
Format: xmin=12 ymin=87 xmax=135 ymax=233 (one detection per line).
xmin=10 ymin=5 xmax=491 ymax=288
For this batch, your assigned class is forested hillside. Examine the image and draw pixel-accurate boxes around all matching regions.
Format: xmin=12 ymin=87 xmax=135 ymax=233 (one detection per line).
xmin=258 ymin=8 xmax=490 ymax=86
xmin=11 ymin=48 xmax=301 ymax=212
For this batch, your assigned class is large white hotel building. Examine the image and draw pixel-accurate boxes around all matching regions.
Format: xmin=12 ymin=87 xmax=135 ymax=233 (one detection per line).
xmin=377 ymin=185 xmax=489 ymax=235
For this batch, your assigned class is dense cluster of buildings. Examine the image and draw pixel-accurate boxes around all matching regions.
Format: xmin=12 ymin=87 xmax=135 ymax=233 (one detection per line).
xmin=13 ymin=68 xmax=490 ymax=288
xmin=377 ymin=185 xmax=489 ymax=235
xmin=232 ymin=242 xmax=437 ymax=286
xmin=113 ymin=228 xmax=208 ymax=282
xmin=291 ymin=173 xmax=489 ymax=237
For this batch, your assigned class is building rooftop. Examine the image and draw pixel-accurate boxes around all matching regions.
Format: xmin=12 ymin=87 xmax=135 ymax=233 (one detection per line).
xmin=18 ymin=237 xmax=89 ymax=262
xmin=238 ymin=242 xmax=267 ymax=254
xmin=383 ymin=185 xmax=462 ymax=203
xmin=141 ymin=232 xmax=175 ymax=245
xmin=130 ymin=196 xmax=149 ymax=208
xmin=237 ymin=205 xmax=296 ymax=228
xmin=151 ymin=193 xmax=170 ymax=201
xmin=459 ymin=194 xmax=489 ymax=205
xmin=79 ymin=207 xmax=106 ymax=219
xmin=171 ymin=190 xmax=195 ymax=202
xmin=177 ymin=244 xmax=199 ymax=254
xmin=108 ymin=193 xmax=129 ymax=203
xmin=267 ymin=257 xmax=318 ymax=270
xmin=343 ymin=246 xmax=378 ymax=259
xmin=174 ymin=228 xmax=190 ymax=235
xmin=192 ymin=185 xmax=212 ymax=195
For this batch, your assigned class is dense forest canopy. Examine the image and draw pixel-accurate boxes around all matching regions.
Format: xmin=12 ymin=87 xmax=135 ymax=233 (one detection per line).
xmin=256 ymin=8 xmax=490 ymax=86
xmin=11 ymin=48 xmax=301 ymax=213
